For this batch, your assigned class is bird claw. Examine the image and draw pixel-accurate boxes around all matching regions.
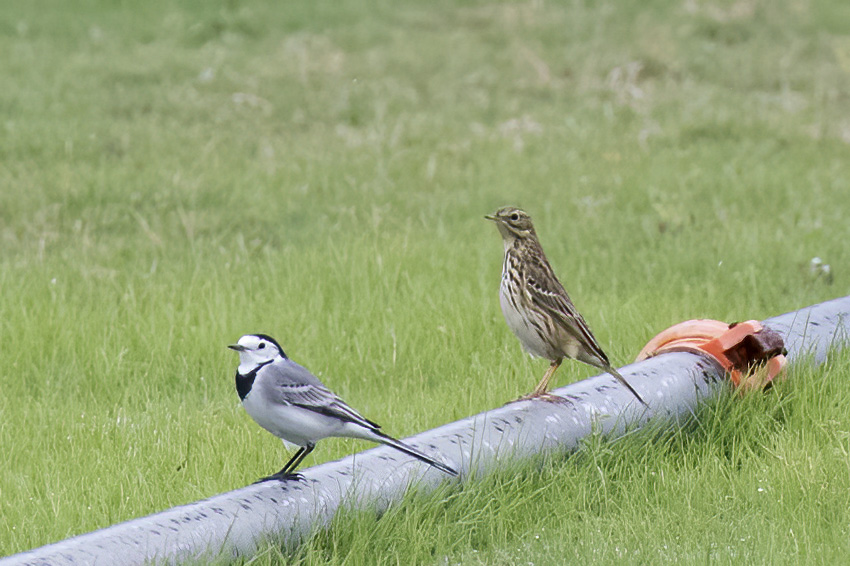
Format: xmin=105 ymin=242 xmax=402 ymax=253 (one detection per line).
xmin=254 ymin=472 xmax=304 ymax=484
xmin=510 ymin=392 xmax=570 ymax=404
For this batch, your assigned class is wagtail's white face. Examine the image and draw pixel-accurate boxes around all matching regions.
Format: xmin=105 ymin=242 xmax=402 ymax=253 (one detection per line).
xmin=228 ymin=334 xmax=284 ymax=373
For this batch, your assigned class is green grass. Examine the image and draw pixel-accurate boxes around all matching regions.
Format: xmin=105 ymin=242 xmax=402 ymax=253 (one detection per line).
xmin=276 ymin=354 xmax=850 ymax=564
xmin=1 ymin=0 xmax=849 ymax=562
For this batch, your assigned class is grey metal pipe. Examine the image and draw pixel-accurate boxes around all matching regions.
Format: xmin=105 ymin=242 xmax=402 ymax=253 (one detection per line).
xmin=4 ymin=296 xmax=850 ymax=565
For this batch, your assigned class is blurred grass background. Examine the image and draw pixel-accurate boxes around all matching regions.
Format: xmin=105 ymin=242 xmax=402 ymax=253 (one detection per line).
xmin=1 ymin=0 xmax=849 ymax=562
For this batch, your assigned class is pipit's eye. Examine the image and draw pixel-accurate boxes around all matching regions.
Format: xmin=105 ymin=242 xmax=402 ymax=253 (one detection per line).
xmin=258 ymin=343 xmax=266 ymax=350
xmin=510 ymin=213 xmax=519 ymax=221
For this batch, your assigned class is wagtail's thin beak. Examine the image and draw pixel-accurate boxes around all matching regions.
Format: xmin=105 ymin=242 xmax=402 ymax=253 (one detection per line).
xmin=484 ymin=214 xmax=497 ymax=221
xmin=228 ymin=344 xmax=247 ymax=352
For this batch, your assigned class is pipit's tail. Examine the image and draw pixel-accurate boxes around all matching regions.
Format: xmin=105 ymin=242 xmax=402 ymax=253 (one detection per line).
xmin=605 ymin=365 xmax=649 ymax=408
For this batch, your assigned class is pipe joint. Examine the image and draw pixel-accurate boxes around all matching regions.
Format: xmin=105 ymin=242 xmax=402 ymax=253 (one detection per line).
xmin=636 ymin=319 xmax=787 ymax=391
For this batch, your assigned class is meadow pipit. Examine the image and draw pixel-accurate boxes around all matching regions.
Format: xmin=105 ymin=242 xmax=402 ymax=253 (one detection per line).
xmin=486 ymin=206 xmax=647 ymax=406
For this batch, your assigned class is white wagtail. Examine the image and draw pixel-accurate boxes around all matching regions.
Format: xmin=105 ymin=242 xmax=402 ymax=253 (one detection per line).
xmin=228 ymin=334 xmax=458 ymax=481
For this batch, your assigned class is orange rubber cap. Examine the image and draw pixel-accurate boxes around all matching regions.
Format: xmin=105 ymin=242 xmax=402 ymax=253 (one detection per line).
xmin=636 ymin=319 xmax=787 ymax=391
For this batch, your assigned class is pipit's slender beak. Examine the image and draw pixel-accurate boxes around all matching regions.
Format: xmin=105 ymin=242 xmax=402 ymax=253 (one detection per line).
xmin=228 ymin=344 xmax=247 ymax=352
xmin=484 ymin=214 xmax=497 ymax=221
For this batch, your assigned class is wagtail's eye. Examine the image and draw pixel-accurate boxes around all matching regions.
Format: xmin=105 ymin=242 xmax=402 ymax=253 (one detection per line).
xmin=510 ymin=213 xmax=519 ymax=221
xmin=258 ymin=343 xmax=266 ymax=350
